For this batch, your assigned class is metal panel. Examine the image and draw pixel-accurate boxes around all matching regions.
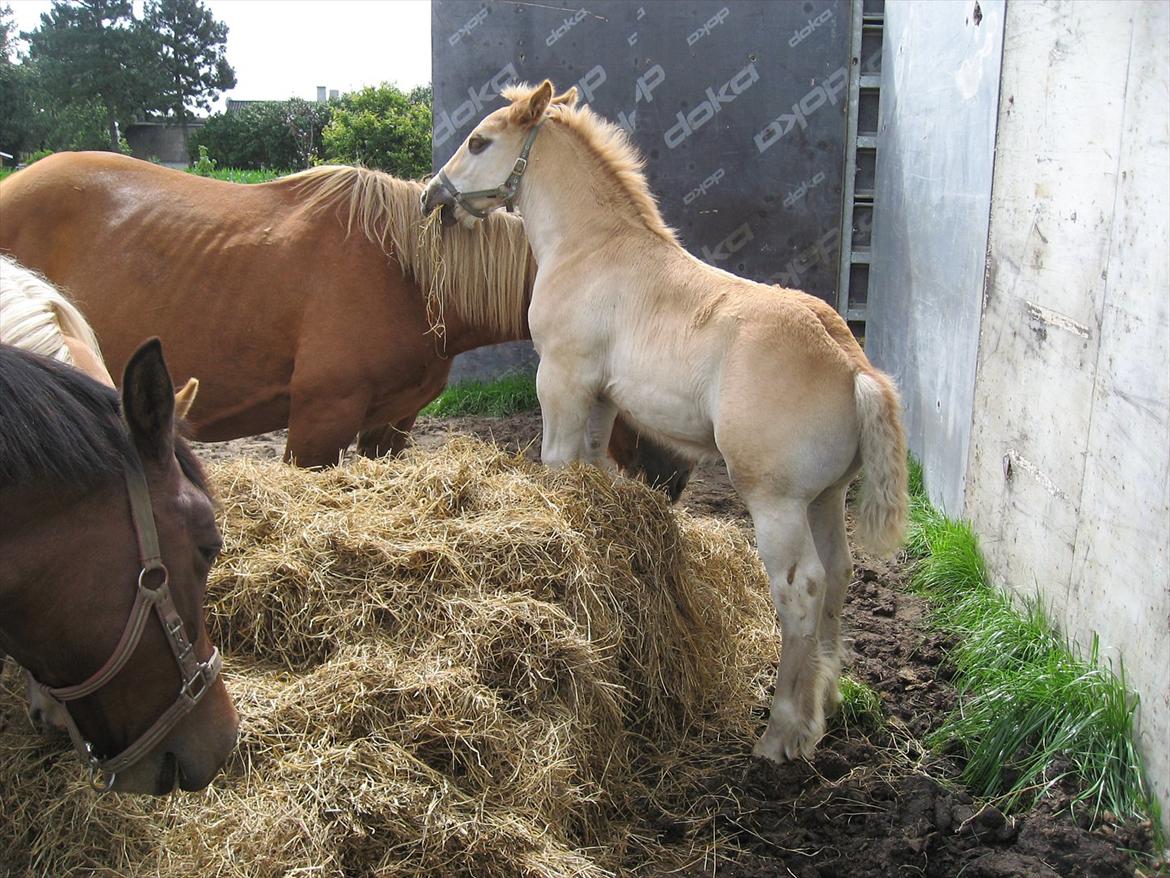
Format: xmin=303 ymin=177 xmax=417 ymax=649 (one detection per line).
xmin=865 ymin=0 xmax=1004 ymax=518
xmin=432 ymin=0 xmax=851 ymax=299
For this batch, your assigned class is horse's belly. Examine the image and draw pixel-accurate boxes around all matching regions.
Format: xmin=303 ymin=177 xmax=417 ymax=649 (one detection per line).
xmin=607 ymin=378 xmax=716 ymax=458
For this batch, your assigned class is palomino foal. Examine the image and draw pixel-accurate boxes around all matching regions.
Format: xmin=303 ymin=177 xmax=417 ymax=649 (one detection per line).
xmin=423 ymin=81 xmax=908 ymax=762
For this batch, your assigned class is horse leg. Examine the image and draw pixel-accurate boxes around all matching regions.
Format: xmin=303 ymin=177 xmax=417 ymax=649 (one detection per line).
xmin=808 ymin=483 xmax=853 ymax=718
xmin=285 ymin=382 xmax=373 ymax=467
xmin=608 ymin=417 xmax=693 ymax=501
xmin=748 ymin=497 xmax=832 ymax=762
xmin=356 ymin=413 xmax=418 ymax=459
xmin=583 ymin=399 xmax=619 ymax=467
xmin=536 ymin=360 xmax=604 ymax=466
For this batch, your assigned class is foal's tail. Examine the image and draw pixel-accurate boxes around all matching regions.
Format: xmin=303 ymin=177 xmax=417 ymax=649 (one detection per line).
xmin=853 ymin=369 xmax=908 ymax=557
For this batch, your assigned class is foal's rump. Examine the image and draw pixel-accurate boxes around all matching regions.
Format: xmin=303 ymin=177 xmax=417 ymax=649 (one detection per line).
xmin=711 ymin=282 xmax=907 ymax=555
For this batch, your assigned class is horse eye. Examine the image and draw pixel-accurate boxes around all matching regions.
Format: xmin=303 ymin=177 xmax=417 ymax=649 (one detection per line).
xmin=198 ymin=542 xmax=222 ymax=564
xmin=468 ymin=135 xmax=490 ymax=155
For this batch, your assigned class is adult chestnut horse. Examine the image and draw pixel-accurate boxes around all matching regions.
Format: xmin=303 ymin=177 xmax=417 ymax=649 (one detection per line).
xmin=0 ymin=340 xmax=238 ymax=794
xmin=424 ymin=81 xmax=908 ymax=763
xmin=0 ymin=152 xmax=689 ymax=494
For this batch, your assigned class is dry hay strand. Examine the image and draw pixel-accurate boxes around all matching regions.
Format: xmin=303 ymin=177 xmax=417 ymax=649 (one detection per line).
xmin=418 ymin=205 xmax=449 ymax=345
xmin=0 ymin=437 xmax=777 ymax=877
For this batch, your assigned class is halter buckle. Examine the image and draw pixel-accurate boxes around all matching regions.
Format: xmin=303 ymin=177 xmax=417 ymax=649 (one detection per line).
xmin=85 ymin=743 xmax=116 ymax=793
xmin=182 ymin=664 xmax=211 ymax=702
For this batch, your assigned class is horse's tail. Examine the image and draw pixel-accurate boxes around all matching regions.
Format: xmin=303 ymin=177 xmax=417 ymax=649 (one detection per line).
xmin=853 ymin=368 xmax=908 ymax=557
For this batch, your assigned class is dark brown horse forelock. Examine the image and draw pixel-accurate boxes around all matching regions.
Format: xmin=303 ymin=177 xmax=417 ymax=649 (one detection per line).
xmin=0 ymin=346 xmax=208 ymax=496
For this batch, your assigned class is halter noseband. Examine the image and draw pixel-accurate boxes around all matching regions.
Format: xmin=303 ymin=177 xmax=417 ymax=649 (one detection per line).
xmin=27 ymin=450 xmax=222 ymax=792
xmin=433 ymin=120 xmax=545 ymax=218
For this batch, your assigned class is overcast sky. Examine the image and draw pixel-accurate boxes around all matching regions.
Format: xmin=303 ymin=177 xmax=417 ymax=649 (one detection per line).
xmin=7 ymin=0 xmax=433 ymax=110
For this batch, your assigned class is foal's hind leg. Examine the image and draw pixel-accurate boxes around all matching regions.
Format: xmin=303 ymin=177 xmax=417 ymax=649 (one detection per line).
xmin=808 ymin=484 xmax=853 ymax=718
xmin=748 ymin=498 xmax=833 ymax=761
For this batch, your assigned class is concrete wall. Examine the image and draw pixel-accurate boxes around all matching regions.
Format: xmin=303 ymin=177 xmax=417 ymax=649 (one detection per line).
xmin=966 ymin=0 xmax=1170 ymax=825
xmin=124 ymin=121 xmax=204 ymax=168
xmin=870 ymin=0 xmax=1169 ymax=831
xmin=866 ymin=0 xmax=1005 ymax=517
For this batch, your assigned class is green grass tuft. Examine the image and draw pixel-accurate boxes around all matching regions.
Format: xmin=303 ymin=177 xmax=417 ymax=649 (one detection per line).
xmin=421 ymin=372 xmax=539 ymax=418
xmin=837 ymin=675 xmax=883 ymax=734
xmin=907 ymin=456 xmax=1158 ymax=832
xmin=190 ymin=167 xmax=288 ymax=184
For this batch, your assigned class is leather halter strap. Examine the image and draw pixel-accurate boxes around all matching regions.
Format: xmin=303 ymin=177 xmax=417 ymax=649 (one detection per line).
xmin=433 ymin=119 xmax=545 ymax=218
xmin=27 ymin=451 xmax=222 ymax=792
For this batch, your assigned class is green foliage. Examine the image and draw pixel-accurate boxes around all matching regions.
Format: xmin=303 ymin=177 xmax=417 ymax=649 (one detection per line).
xmin=25 ymin=0 xmax=160 ymax=150
xmin=143 ymin=0 xmax=235 ymax=124
xmin=322 ymin=83 xmax=431 ymax=178
xmin=421 ymin=373 xmax=539 ymax=418
xmin=0 ymin=4 xmax=16 ymax=62
xmin=0 ymin=54 xmax=40 ymax=155
xmin=193 ymin=98 xmax=330 ymax=170
xmin=837 ymin=675 xmax=883 ymax=734
xmin=30 ymin=93 xmax=111 ymax=152
xmin=187 ymin=165 xmax=283 ymax=184
xmin=191 ymin=143 xmax=215 ymax=175
xmin=907 ymin=457 xmax=1157 ymax=831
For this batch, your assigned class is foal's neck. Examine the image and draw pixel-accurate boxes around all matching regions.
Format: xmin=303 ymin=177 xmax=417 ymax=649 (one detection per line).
xmin=516 ymin=123 xmax=672 ymax=267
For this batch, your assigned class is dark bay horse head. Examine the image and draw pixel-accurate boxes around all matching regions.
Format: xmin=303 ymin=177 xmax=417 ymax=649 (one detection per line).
xmin=0 ymin=340 xmax=238 ymax=794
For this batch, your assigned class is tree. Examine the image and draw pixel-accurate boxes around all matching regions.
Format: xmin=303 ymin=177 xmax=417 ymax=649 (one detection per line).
xmin=322 ymin=83 xmax=431 ymax=179
xmin=193 ymin=99 xmax=332 ymax=170
xmin=143 ymin=0 xmax=235 ymax=130
xmin=1 ymin=4 xmax=17 ymax=62
xmin=24 ymin=0 xmax=161 ymax=150
xmin=0 ymin=4 xmax=38 ymax=156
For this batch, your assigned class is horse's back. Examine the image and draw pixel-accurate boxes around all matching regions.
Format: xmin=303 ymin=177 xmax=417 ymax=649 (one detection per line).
xmin=0 ymin=153 xmax=435 ymax=442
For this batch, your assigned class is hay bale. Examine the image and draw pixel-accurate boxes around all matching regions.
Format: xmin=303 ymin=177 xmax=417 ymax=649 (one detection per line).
xmin=0 ymin=437 xmax=776 ymax=877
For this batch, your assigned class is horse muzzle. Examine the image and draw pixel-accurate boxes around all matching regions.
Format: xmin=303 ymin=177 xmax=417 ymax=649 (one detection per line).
xmin=420 ymin=181 xmax=458 ymax=227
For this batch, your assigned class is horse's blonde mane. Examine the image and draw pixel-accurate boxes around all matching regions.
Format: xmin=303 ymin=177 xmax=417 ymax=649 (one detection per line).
xmin=0 ymin=256 xmax=105 ymax=366
xmin=287 ymin=165 xmax=532 ymax=342
xmin=501 ymin=83 xmax=679 ymax=245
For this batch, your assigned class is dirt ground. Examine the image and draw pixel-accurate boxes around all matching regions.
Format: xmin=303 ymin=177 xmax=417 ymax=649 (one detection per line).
xmin=192 ymin=415 xmax=1160 ymax=878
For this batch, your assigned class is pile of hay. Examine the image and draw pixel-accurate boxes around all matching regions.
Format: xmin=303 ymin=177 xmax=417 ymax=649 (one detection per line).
xmin=0 ymin=438 xmax=776 ymax=877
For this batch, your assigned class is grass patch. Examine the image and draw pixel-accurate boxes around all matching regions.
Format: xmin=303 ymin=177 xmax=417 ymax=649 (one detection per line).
xmin=837 ymin=675 xmax=883 ymax=734
xmin=421 ymin=372 xmax=539 ymax=418
xmin=190 ymin=167 xmax=287 ymax=184
xmin=906 ymin=459 xmax=1158 ymax=832
xmin=0 ymin=167 xmax=14 ymax=182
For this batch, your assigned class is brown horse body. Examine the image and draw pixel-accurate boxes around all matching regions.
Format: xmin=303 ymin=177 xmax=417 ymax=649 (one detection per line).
xmin=0 ymin=152 xmax=688 ymax=490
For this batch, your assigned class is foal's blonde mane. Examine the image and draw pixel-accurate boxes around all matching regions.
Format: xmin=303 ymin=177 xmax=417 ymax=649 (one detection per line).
xmin=0 ymin=256 xmax=105 ymax=366
xmin=501 ymin=83 xmax=679 ymax=245
xmin=288 ymin=165 xmax=532 ymax=341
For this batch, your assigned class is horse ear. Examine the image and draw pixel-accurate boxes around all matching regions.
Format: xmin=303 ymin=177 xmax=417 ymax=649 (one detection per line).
xmin=514 ymin=79 xmax=554 ymax=125
xmin=121 ymin=338 xmax=176 ymax=462
xmin=174 ymin=377 xmax=199 ymax=420
xmin=551 ymin=86 xmax=579 ymax=107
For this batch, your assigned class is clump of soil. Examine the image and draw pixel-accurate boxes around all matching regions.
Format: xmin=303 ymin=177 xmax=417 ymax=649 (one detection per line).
xmin=189 ymin=415 xmax=1160 ymax=877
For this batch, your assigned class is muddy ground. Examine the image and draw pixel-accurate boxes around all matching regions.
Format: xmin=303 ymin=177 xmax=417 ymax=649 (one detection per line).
xmin=193 ymin=415 xmax=1161 ymax=878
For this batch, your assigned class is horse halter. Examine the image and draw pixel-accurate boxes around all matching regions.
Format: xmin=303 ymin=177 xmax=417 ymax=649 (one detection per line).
xmin=431 ymin=120 xmax=545 ymax=218
xmin=27 ymin=451 xmax=222 ymax=793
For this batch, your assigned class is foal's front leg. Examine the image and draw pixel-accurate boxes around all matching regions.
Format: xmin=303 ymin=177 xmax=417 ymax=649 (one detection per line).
xmin=536 ymin=360 xmax=613 ymax=467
